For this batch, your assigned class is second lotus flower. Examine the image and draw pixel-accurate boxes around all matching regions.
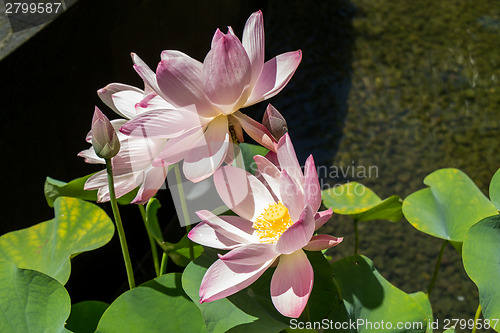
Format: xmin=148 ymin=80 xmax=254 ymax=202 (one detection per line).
xmin=188 ymin=134 xmax=343 ymax=318
xmin=121 ymin=10 xmax=302 ymax=182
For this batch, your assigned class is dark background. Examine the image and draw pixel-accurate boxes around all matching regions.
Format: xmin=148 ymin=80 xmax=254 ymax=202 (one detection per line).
xmin=0 ymin=0 xmax=353 ymax=302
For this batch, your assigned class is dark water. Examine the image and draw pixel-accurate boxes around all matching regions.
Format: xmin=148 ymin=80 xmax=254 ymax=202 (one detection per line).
xmin=2 ymin=0 xmax=499 ymax=329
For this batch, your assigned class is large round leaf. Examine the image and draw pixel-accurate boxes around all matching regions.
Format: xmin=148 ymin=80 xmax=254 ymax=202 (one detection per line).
xmin=322 ymin=182 xmax=402 ymax=223
xmin=0 ymin=261 xmax=71 ymax=333
xmin=0 ymin=197 xmax=115 ymax=284
xmin=462 ymin=215 xmax=500 ymax=331
xmin=327 ymin=255 xmax=431 ymax=332
xmin=66 ymin=301 xmax=109 ymax=333
xmin=403 ymin=168 xmax=498 ymax=242
xmin=96 ymin=273 xmax=206 ymax=333
xmin=489 ymin=168 xmax=500 ymax=211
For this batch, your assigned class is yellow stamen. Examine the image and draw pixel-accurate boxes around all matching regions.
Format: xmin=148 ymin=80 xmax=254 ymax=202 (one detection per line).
xmin=253 ymin=202 xmax=293 ymax=243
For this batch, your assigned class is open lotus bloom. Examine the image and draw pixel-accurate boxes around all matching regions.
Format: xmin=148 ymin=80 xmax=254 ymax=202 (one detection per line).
xmin=188 ymin=134 xmax=343 ymax=318
xmin=121 ymin=10 xmax=302 ymax=182
xmin=79 ymin=79 xmax=174 ymax=204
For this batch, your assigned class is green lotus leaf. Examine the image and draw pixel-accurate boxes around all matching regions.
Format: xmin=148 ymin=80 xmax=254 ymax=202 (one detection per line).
xmin=66 ymin=301 xmax=109 ymax=333
xmin=489 ymin=168 xmax=500 ymax=211
xmin=327 ymin=255 xmax=430 ymax=332
xmin=462 ymin=215 xmax=500 ymax=332
xmin=322 ymin=182 xmax=403 ymax=222
xmin=0 ymin=197 xmax=114 ymax=284
xmin=402 ymin=168 xmax=498 ymax=242
xmin=96 ymin=273 xmax=206 ymax=333
xmin=0 ymin=261 xmax=71 ymax=333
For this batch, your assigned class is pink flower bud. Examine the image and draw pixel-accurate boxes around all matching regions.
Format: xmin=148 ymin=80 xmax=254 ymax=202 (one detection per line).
xmin=91 ymin=107 xmax=120 ymax=159
xmin=262 ymin=104 xmax=288 ymax=140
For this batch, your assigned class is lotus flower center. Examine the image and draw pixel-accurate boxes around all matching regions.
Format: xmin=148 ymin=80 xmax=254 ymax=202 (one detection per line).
xmin=253 ymin=202 xmax=293 ymax=244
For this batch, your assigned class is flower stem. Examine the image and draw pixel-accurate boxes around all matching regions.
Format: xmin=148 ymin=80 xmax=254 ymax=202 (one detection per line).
xmin=472 ymin=304 xmax=482 ymax=333
xmin=426 ymin=240 xmax=448 ymax=296
xmin=160 ymin=252 xmax=168 ymax=276
xmin=138 ymin=204 xmax=160 ymax=277
xmin=354 ymin=219 xmax=359 ymax=256
xmin=173 ymin=163 xmax=194 ymax=260
xmin=105 ymin=158 xmax=135 ymax=289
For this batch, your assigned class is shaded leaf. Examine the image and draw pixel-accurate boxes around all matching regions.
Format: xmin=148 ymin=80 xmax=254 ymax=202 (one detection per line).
xmin=239 ymin=143 xmax=270 ymax=175
xmin=327 ymin=255 xmax=430 ymax=332
xmin=145 ymin=198 xmax=164 ymax=243
xmin=402 ymin=168 xmax=498 ymax=242
xmin=322 ymin=182 xmax=402 ymax=222
xmin=96 ymin=273 xmax=206 ymax=333
xmin=0 ymin=197 xmax=115 ymax=284
xmin=462 ymin=215 xmax=500 ymax=332
xmin=66 ymin=301 xmax=109 ymax=333
xmin=0 ymin=261 xmax=71 ymax=333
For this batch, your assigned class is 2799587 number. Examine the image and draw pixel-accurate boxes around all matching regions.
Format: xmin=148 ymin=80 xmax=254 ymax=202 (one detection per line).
xmin=5 ymin=2 xmax=62 ymax=14
xmin=443 ymin=318 xmax=499 ymax=330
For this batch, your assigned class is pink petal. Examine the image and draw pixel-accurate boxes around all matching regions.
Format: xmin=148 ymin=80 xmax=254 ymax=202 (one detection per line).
xmin=131 ymin=165 xmax=168 ymax=204
xmin=275 ymin=205 xmax=314 ymax=255
xmin=183 ymin=116 xmax=229 ymax=182
xmin=152 ymin=127 xmax=204 ymax=166
xmin=211 ymin=28 xmax=225 ymax=49
xmin=98 ymin=83 xmax=144 ymax=119
xmin=120 ymin=109 xmax=203 ymax=138
xmin=85 ymin=170 xmax=139 ymax=202
xmin=199 ymin=258 xmax=274 ymax=303
xmin=304 ymin=155 xmax=321 ymax=213
xmin=277 ymin=133 xmax=304 ymax=186
xmin=194 ymin=210 xmax=256 ymax=244
xmin=157 ymin=50 xmax=220 ymax=117
xmin=244 ymin=50 xmax=302 ymax=106
xmin=135 ymin=93 xmax=175 ymax=114
xmin=271 ymin=249 xmax=313 ymax=318
xmin=78 ymin=147 xmax=103 ymax=164
xmin=232 ymin=110 xmax=277 ymax=152
xmin=303 ymin=235 xmax=343 ymax=251
xmin=242 ymin=10 xmax=265 ymax=91
xmin=188 ymin=222 xmax=244 ymax=250
xmin=314 ymin=208 xmax=333 ymax=230
xmin=214 ymin=165 xmax=274 ymax=221
xmin=279 ymin=170 xmax=304 ymax=223
xmin=219 ymin=243 xmax=278 ymax=265
xmin=202 ymin=34 xmax=251 ymax=111
xmin=111 ymin=89 xmax=146 ymax=119
xmin=110 ymin=137 xmax=166 ymax=176
xmin=254 ymin=155 xmax=281 ymax=201
xmin=131 ymin=53 xmax=161 ymax=95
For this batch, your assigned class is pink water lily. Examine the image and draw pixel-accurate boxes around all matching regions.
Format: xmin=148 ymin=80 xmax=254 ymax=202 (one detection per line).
xmin=79 ymin=74 xmax=175 ymax=204
xmin=121 ymin=10 xmax=302 ymax=182
xmin=188 ymin=134 xmax=342 ymax=318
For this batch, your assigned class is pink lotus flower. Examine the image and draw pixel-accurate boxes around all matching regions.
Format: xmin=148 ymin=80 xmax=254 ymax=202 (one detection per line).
xmin=121 ymin=10 xmax=302 ymax=182
xmin=188 ymin=134 xmax=342 ymax=318
xmin=79 ymin=70 xmax=175 ymax=204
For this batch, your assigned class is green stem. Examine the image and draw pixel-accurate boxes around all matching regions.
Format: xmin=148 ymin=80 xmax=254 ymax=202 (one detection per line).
xmin=160 ymin=252 xmax=168 ymax=276
xmin=426 ymin=240 xmax=448 ymax=296
xmin=138 ymin=204 xmax=160 ymax=277
xmin=105 ymin=159 xmax=136 ymax=289
xmin=472 ymin=304 xmax=482 ymax=333
xmin=173 ymin=163 xmax=194 ymax=260
xmin=354 ymin=219 xmax=359 ymax=256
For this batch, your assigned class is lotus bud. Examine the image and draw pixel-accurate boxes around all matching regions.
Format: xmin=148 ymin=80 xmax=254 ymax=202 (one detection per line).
xmin=262 ymin=104 xmax=288 ymax=140
xmin=91 ymin=107 xmax=120 ymax=159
